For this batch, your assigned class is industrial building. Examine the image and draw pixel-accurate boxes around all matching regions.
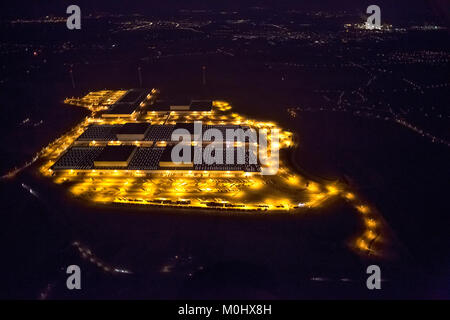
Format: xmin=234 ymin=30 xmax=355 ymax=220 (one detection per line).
xmin=50 ymin=89 xmax=261 ymax=174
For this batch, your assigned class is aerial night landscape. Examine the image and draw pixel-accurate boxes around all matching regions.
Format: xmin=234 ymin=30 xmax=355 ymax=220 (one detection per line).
xmin=0 ymin=0 xmax=449 ymax=305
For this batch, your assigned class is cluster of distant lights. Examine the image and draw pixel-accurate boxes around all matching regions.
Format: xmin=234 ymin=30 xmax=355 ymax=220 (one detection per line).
xmin=345 ymin=23 xmax=446 ymax=33
xmin=346 ymin=22 xmax=393 ymax=31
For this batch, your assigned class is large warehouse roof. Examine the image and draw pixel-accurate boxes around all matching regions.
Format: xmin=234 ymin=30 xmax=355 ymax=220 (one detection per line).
xmin=103 ymin=89 xmax=150 ymax=116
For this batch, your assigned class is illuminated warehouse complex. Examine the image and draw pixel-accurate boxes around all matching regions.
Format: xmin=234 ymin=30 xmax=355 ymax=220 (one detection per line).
xmin=30 ymin=88 xmax=386 ymax=255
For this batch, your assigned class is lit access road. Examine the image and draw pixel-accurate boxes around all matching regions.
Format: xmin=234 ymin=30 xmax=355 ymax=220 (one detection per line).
xmin=54 ymin=168 xmax=385 ymax=256
xmin=58 ymin=167 xmax=327 ymax=210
